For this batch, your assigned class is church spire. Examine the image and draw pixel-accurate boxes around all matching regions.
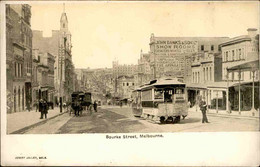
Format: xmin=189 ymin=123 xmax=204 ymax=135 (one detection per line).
xmin=60 ymin=3 xmax=68 ymax=31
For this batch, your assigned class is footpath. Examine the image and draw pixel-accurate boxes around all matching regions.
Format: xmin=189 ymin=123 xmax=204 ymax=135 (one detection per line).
xmin=189 ymin=105 xmax=259 ymax=120
xmin=7 ymin=107 xmax=68 ymax=134
xmin=103 ymin=105 xmax=259 ymax=120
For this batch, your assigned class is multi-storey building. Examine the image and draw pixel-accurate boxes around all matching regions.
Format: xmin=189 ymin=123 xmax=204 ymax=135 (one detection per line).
xmin=32 ymin=49 xmax=40 ymax=107
xmin=189 ymin=52 xmax=224 ymax=109
xmin=11 ymin=4 xmax=33 ymax=110
xmin=47 ymin=53 xmax=55 ymax=104
xmin=32 ymin=8 xmax=74 ymax=103
xmin=112 ymin=61 xmax=138 ymax=77
xmin=221 ymin=28 xmax=259 ymax=82
xmin=6 ymin=4 xmax=32 ymax=113
xmin=117 ymin=76 xmax=135 ymax=100
xmin=191 ymin=52 xmax=222 ymax=84
xmin=135 ymin=50 xmax=153 ymax=87
xmin=149 ymin=33 xmax=229 ymax=83
xmin=220 ymin=28 xmax=259 ymax=112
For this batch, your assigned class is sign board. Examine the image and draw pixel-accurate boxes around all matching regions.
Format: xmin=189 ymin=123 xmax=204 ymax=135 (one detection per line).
xmin=155 ymin=40 xmax=198 ymax=53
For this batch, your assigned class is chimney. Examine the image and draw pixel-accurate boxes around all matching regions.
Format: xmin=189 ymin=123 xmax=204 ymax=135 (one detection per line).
xmin=247 ymin=28 xmax=257 ymax=38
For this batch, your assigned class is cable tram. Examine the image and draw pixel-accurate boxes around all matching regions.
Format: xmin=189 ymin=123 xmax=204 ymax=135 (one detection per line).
xmin=132 ymin=78 xmax=188 ymax=123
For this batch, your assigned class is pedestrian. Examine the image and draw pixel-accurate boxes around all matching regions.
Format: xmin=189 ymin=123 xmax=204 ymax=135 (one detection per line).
xmin=93 ymin=100 xmax=97 ymax=112
xmin=199 ymin=97 xmax=209 ymax=123
xmin=228 ymin=100 xmax=232 ymax=114
xmin=34 ymin=100 xmax=39 ymax=112
xmin=187 ymin=101 xmax=191 ymax=108
xmin=39 ymin=99 xmax=44 ymax=119
xmin=27 ymin=100 xmax=31 ymax=112
xmin=43 ymin=99 xmax=48 ymax=119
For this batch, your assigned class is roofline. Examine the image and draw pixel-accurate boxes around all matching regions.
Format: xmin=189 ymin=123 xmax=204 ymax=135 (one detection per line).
xmin=220 ymin=37 xmax=251 ymax=47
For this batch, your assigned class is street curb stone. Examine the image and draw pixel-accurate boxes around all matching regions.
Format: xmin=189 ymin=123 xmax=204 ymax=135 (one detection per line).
xmin=189 ymin=111 xmax=259 ymax=120
xmin=206 ymin=112 xmax=260 ymax=120
xmin=10 ymin=111 xmax=68 ymax=134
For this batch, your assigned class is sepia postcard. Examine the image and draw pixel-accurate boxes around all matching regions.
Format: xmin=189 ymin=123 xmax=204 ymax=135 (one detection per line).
xmin=1 ymin=0 xmax=260 ymax=166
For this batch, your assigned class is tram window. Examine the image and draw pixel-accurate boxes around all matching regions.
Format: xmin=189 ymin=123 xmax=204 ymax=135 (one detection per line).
xmin=164 ymin=89 xmax=173 ymax=102
xmin=154 ymin=90 xmax=163 ymax=99
xmin=175 ymin=88 xmax=184 ymax=94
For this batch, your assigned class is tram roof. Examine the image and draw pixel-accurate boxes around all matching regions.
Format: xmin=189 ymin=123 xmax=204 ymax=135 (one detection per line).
xmin=140 ymin=78 xmax=185 ymax=90
xmin=153 ymin=78 xmax=185 ymax=86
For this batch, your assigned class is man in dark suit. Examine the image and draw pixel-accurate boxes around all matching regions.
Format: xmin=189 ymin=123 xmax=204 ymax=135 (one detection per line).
xmin=199 ymin=97 xmax=209 ymax=123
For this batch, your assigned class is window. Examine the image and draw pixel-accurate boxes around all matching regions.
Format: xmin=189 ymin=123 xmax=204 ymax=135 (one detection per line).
xmin=19 ymin=64 xmax=22 ymax=77
xmin=238 ymin=49 xmax=241 ymax=60
xmin=154 ymin=89 xmax=163 ymax=99
xmin=198 ymin=72 xmax=200 ymax=83
xmin=203 ymin=68 xmax=205 ymax=81
xmin=232 ymin=50 xmax=235 ymax=61
xmin=241 ymin=48 xmax=244 ymax=59
xmin=226 ymin=52 xmax=228 ymax=62
xmin=210 ymin=67 xmax=212 ymax=81
xmin=206 ymin=67 xmax=208 ymax=81
xmin=18 ymin=63 xmax=20 ymax=77
xmin=127 ymin=82 xmax=129 ymax=86
xmin=201 ymin=45 xmax=204 ymax=51
xmin=123 ymin=83 xmax=125 ymax=86
xmin=14 ymin=62 xmax=17 ymax=77
xmin=63 ymin=23 xmax=65 ymax=28
xmin=211 ymin=45 xmax=214 ymax=51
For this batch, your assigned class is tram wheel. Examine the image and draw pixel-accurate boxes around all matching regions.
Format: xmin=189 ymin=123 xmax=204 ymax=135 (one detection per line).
xmin=174 ymin=116 xmax=181 ymax=123
xmin=160 ymin=117 xmax=165 ymax=124
xmin=167 ymin=117 xmax=173 ymax=123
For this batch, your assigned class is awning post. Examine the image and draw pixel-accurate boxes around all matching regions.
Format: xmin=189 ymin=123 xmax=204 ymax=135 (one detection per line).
xmin=216 ymin=90 xmax=218 ymax=113
xmin=226 ymin=69 xmax=229 ymax=113
xmin=238 ymin=69 xmax=241 ymax=115
xmin=251 ymin=69 xmax=257 ymax=116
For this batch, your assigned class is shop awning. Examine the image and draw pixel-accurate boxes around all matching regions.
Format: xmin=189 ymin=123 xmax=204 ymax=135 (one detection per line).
xmin=186 ymin=83 xmax=207 ymax=90
xmin=227 ymin=60 xmax=259 ymax=72
xmin=230 ymin=81 xmax=259 ymax=87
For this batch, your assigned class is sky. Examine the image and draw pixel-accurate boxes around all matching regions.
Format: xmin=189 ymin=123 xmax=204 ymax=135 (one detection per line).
xmin=30 ymin=1 xmax=259 ymax=69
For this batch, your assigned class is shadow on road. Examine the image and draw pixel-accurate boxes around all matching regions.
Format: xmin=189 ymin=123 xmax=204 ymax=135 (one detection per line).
xmin=158 ymin=117 xmax=201 ymax=125
xmin=178 ymin=117 xmax=201 ymax=124
xmin=57 ymin=109 xmax=144 ymax=134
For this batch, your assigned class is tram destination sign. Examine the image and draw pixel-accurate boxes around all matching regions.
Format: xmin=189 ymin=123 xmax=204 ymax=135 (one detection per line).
xmin=155 ymin=40 xmax=198 ymax=53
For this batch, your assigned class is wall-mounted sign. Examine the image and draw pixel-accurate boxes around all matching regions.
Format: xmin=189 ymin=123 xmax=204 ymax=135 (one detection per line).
xmin=154 ymin=40 xmax=198 ymax=53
